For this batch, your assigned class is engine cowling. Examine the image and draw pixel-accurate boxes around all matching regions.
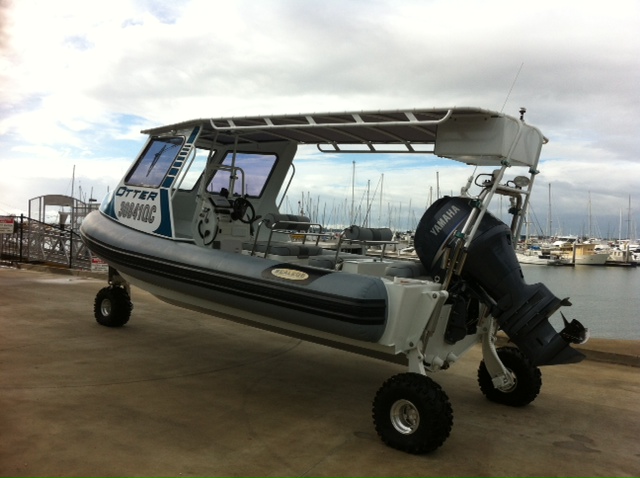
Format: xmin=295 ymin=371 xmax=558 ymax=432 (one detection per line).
xmin=414 ymin=196 xmax=584 ymax=366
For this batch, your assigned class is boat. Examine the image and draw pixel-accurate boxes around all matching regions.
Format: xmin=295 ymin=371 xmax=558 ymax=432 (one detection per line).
xmin=605 ymin=242 xmax=638 ymax=266
xmin=515 ymin=245 xmax=571 ymax=266
xmin=80 ymin=107 xmax=588 ymax=454
xmin=550 ymin=240 xmax=610 ymax=265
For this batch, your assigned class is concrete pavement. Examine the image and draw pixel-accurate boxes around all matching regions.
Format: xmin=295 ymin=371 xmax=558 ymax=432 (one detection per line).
xmin=1 ymin=266 xmax=639 ymax=476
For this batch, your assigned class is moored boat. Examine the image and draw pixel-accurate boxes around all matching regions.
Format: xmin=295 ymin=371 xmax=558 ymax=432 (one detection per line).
xmin=606 ymin=243 xmax=638 ymax=266
xmin=550 ymin=241 xmax=610 ymax=265
xmin=516 ymin=245 xmax=571 ymax=266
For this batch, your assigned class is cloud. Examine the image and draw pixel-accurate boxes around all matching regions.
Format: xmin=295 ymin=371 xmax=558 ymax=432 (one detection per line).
xmin=0 ymin=0 xmax=638 ymax=235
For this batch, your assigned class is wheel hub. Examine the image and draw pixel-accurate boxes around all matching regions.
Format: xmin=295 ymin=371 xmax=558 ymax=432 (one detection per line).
xmin=390 ymin=399 xmax=420 ymax=435
xmin=100 ymin=298 xmax=112 ymax=317
xmin=499 ymin=369 xmax=518 ymax=393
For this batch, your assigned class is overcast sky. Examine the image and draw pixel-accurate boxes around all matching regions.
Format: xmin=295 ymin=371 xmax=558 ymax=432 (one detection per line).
xmin=1 ymin=0 xmax=639 ymax=237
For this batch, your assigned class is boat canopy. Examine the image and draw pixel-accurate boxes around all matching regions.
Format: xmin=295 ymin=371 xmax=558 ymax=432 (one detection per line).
xmin=141 ymin=107 xmax=546 ymax=168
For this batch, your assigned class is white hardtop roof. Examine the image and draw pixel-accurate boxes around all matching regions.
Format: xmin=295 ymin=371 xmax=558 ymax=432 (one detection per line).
xmin=141 ymin=107 xmax=546 ymax=167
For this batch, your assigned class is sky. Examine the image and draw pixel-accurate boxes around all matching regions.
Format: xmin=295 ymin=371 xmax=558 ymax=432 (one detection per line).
xmin=1 ymin=0 xmax=639 ymax=237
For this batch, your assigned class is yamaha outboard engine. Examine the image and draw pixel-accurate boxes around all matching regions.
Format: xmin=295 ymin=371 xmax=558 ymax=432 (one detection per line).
xmin=415 ymin=196 xmax=586 ymax=366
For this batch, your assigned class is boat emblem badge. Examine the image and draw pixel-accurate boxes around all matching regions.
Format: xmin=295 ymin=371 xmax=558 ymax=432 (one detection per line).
xmin=270 ymin=268 xmax=310 ymax=281
xmin=271 ymin=269 xmax=309 ymax=280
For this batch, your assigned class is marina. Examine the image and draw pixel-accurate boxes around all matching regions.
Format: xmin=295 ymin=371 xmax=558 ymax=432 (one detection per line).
xmin=1 ymin=1 xmax=639 ymax=475
xmin=515 ymin=237 xmax=638 ymax=267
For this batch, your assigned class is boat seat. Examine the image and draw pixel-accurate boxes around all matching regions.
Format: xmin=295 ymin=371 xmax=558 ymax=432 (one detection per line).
xmin=248 ymin=213 xmax=324 ymax=259
xmin=308 ymin=256 xmax=338 ymax=269
xmin=384 ymin=262 xmax=428 ymax=279
xmin=334 ymin=225 xmax=397 ymax=263
xmin=343 ymin=226 xmax=394 ymax=242
xmin=260 ymin=213 xmax=314 ymax=232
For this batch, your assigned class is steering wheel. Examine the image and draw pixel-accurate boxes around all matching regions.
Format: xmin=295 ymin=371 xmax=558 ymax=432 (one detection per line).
xmin=231 ymin=197 xmax=256 ymax=224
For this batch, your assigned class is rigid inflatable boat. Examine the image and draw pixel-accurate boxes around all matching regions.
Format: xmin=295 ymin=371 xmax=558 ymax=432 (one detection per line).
xmin=80 ymin=107 xmax=588 ymax=454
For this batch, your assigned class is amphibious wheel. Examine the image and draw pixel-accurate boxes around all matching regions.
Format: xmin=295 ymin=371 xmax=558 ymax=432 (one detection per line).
xmin=477 ymin=346 xmax=542 ymax=406
xmin=372 ymin=373 xmax=453 ymax=454
xmin=94 ymin=286 xmax=132 ymax=327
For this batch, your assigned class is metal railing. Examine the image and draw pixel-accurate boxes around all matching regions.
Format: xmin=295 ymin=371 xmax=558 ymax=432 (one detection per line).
xmin=0 ymin=215 xmax=93 ymax=270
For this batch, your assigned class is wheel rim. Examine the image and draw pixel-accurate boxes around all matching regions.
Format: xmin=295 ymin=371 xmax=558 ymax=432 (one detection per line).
xmin=100 ymin=298 xmax=112 ymax=317
xmin=390 ymin=399 xmax=420 ymax=435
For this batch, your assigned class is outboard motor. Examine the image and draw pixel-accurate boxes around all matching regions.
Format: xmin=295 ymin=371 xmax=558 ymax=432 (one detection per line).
xmin=415 ymin=196 xmax=587 ymax=366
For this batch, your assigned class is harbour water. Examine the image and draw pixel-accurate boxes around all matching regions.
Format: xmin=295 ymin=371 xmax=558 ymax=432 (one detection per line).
xmin=520 ymin=264 xmax=639 ymax=340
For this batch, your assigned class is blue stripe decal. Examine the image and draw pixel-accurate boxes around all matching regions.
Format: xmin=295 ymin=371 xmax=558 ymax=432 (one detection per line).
xmin=161 ymin=176 xmax=174 ymax=188
xmin=101 ymin=194 xmax=117 ymax=219
xmin=152 ymin=189 xmax=173 ymax=237
xmin=187 ymin=126 xmax=200 ymax=143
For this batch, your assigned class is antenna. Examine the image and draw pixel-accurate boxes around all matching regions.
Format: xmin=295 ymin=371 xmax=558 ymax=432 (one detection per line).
xmin=501 ymin=62 xmax=524 ymax=113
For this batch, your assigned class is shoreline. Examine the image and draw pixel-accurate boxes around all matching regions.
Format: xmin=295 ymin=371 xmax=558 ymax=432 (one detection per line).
xmin=497 ymin=333 xmax=640 ymax=368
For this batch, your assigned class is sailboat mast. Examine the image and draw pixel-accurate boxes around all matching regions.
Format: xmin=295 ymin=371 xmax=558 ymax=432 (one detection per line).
xmin=588 ymin=191 xmax=592 ymax=239
xmin=365 ymin=180 xmax=370 ymax=227
xmin=547 ymin=183 xmax=552 ymax=239
xmin=379 ymin=173 xmax=384 ymax=227
xmin=351 ymin=161 xmax=355 ymax=224
xmin=628 ymin=194 xmax=632 ymax=240
xmin=619 ymin=207 xmax=622 ymax=241
xmin=71 ymin=165 xmax=76 ymax=200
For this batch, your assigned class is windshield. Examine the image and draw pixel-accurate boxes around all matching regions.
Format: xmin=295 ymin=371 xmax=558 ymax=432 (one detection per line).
xmin=206 ymin=152 xmax=278 ymax=197
xmin=126 ymin=136 xmax=184 ymax=188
